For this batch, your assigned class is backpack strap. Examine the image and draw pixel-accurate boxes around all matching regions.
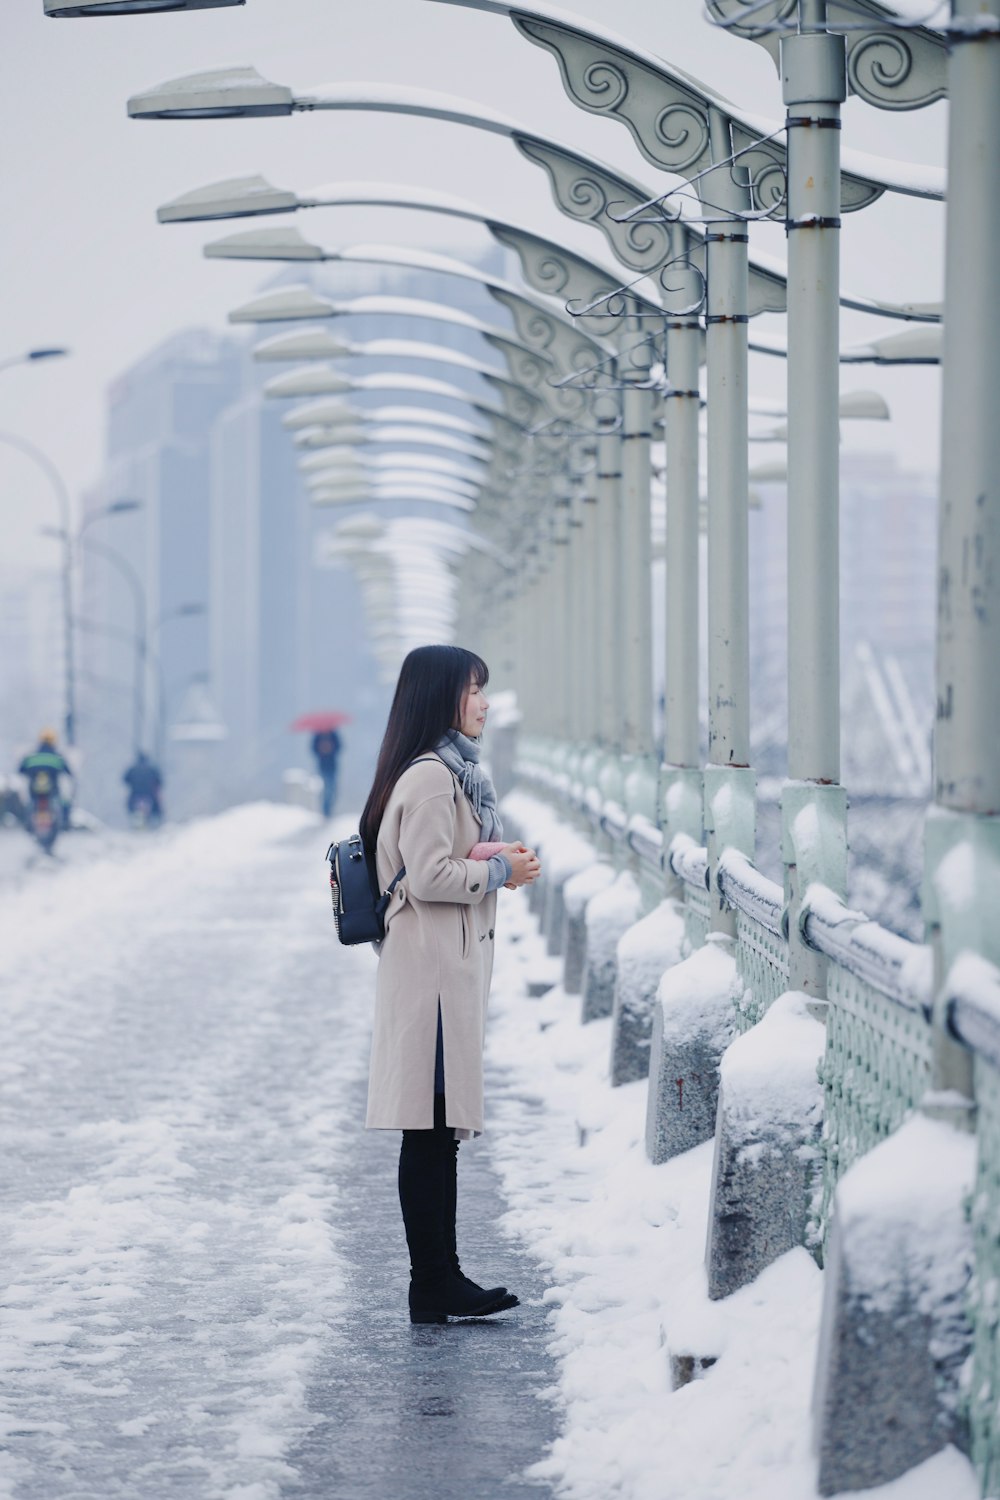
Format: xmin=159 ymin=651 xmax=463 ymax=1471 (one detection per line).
xmin=377 ymin=756 xmax=457 ymax=898
xmin=407 ymin=754 xmax=457 ymax=800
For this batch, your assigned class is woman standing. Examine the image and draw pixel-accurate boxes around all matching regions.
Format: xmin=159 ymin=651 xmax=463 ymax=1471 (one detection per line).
xmin=360 ymin=645 xmax=541 ymax=1324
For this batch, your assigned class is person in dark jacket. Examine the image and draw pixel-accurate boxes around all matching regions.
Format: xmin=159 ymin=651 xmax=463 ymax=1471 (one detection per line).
xmin=311 ymin=729 xmax=342 ymax=818
xmin=123 ymin=752 xmax=163 ymax=824
xmin=19 ymin=730 xmax=73 ymax=831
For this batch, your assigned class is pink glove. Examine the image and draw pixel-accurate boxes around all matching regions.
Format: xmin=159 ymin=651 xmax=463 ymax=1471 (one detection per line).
xmin=468 ymin=841 xmax=507 ymax=860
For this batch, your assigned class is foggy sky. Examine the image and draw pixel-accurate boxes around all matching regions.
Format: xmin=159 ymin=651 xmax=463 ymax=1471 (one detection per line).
xmin=2 ymin=0 xmax=947 ymax=574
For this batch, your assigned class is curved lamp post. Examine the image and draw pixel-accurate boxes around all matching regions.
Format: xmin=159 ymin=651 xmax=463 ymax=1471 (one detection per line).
xmin=0 ymin=429 xmax=77 ymax=746
xmin=78 ymin=535 xmax=147 ymax=751
xmin=137 ymin=64 xmax=934 ymax=835
xmin=140 ymin=68 xmax=941 ymax=838
xmin=227 ymin=284 xmax=569 ymax=427
xmin=413 ymin=0 xmax=945 ymax=941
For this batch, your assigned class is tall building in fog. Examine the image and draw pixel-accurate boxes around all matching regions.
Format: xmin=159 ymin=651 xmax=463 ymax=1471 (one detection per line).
xmin=81 ymin=244 xmax=514 ymax=821
xmin=79 ymin=329 xmax=242 ymax=819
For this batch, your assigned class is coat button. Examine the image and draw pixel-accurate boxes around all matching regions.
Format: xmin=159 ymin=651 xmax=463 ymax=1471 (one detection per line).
xmin=488 ymin=929 xmax=494 ymax=939
xmin=471 ymin=881 xmax=480 ymax=892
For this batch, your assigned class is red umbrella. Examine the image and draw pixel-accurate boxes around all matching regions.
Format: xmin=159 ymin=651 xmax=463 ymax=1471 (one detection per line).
xmin=289 ymin=711 xmax=352 ymax=733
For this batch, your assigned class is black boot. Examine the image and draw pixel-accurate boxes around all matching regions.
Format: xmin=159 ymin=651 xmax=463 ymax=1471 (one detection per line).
xmin=399 ymin=1099 xmax=518 ymax=1324
xmin=444 ymin=1133 xmax=512 ymax=1305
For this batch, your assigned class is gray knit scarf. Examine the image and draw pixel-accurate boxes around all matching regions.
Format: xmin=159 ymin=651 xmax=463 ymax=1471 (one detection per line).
xmin=434 ymin=728 xmax=503 ymax=843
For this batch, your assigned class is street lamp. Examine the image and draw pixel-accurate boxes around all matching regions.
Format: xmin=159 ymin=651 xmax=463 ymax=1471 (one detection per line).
xmin=79 ymin=497 xmax=142 ymax=535
xmin=0 ymin=346 xmax=69 ymax=374
xmin=78 ymin=536 xmax=147 ymax=752
xmin=140 ymin=62 xmax=941 ymax=828
xmin=46 ymin=0 xmax=241 ymax=14
xmin=228 ymin=285 xmax=567 ymax=423
xmin=0 ymin=429 xmax=76 ymax=746
xmin=260 ymin=365 xmax=535 ymax=444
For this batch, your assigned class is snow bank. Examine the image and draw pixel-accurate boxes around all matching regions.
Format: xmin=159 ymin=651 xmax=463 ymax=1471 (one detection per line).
xmin=483 ymin=891 xmax=979 ymax=1500
xmin=564 ymin=861 xmax=615 ymax=920
xmin=610 ymin=899 xmax=686 ymax=1087
xmin=481 ymin=870 xmax=982 ymax=1500
xmin=836 ymin=1114 xmax=974 ymax=1323
xmin=718 ymin=991 xmax=826 ymax=1140
xmin=814 ymin=1115 xmax=976 ymax=1494
xmin=646 ymin=936 xmax=739 ymax=1164
xmin=707 ymin=994 xmax=826 ymax=1298
xmin=562 ymin=862 xmax=615 ymax=995
xmin=537 ymin=826 xmax=600 ymax=956
xmin=582 ymin=870 xmax=641 ymax=1022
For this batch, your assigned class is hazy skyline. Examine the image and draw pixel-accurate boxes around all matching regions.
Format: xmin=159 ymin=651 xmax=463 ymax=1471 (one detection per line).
xmin=3 ymin=0 xmax=947 ymax=575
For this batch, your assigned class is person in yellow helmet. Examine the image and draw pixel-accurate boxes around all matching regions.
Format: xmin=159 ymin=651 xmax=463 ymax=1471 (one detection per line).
xmin=19 ymin=731 xmax=73 ymax=836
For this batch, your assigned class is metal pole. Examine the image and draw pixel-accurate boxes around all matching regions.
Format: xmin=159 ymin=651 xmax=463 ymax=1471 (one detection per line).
xmin=0 ymin=430 xmax=76 ymax=746
xmin=925 ymin=0 xmax=1000 ymax=1106
xmin=596 ymin=416 xmax=625 ymax=802
xmin=702 ymin=108 xmax=756 ymax=930
xmin=661 ymin=236 xmax=704 ymax=850
xmin=621 ymin=374 xmax=655 ymax=761
xmin=81 ymin=536 xmax=147 ymax=753
xmin=575 ymin=480 xmax=593 ymax=747
xmin=781 ymin=0 xmax=849 ymax=993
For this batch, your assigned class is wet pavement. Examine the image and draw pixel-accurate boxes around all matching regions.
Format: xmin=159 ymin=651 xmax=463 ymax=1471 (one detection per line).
xmin=0 ymin=807 xmax=558 ymax=1499
xmin=286 ymin=1071 xmax=557 ymax=1500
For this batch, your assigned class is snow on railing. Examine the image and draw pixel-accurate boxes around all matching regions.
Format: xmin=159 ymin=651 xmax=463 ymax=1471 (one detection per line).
xmin=600 ymin=801 xmax=628 ymax=842
xmin=716 ymin=848 xmax=783 ymax=938
xmin=800 ymin=883 xmax=933 ymax=1014
xmin=626 ymin=814 xmax=663 ymax=871
xmin=668 ymin=834 xmax=710 ymax=893
xmin=947 ymin=952 xmax=1000 ymax=1070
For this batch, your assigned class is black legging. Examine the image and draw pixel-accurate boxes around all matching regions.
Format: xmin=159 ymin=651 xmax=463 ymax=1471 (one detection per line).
xmin=398 ymin=1094 xmax=459 ymax=1284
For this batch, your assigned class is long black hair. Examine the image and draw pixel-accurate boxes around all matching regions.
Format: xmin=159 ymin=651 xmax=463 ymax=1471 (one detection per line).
xmin=360 ymin=644 xmax=489 ymax=856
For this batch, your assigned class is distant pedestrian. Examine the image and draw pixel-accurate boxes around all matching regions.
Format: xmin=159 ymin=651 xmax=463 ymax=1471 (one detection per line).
xmin=359 ymin=644 xmax=541 ymax=1324
xmin=19 ymin=729 xmax=73 ymax=829
xmin=311 ymin=728 xmax=342 ymax=818
xmin=123 ymin=752 xmax=163 ymax=825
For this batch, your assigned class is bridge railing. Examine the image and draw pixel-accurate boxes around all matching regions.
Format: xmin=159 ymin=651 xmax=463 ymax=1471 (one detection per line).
xmin=515 ymin=745 xmax=1000 ymax=1487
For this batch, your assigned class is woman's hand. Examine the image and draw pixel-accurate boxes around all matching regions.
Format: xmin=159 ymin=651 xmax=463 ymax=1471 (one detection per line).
xmin=502 ymin=842 xmax=541 ymax=888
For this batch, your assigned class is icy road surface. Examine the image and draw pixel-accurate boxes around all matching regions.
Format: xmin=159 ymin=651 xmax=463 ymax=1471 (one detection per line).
xmin=0 ymin=804 xmax=555 ymax=1500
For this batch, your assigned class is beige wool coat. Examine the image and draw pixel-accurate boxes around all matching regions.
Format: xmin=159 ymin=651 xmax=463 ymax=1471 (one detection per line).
xmin=365 ymin=753 xmax=499 ymax=1134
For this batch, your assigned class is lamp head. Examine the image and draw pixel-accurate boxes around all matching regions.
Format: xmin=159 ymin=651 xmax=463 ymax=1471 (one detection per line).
xmin=293 ymin=425 xmax=368 ymax=449
xmin=253 ymin=328 xmax=351 ymax=363
xmin=48 ymin=0 xmax=243 ymax=13
xmin=130 ymin=66 xmax=292 ymax=119
xmin=229 ymin=286 xmax=336 ymax=324
xmin=263 ymin=367 xmax=354 ymax=399
xmin=206 ymin=227 xmax=325 ymax=262
xmin=281 ymin=398 xmax=362 ymax=431
xmin=158 ymin=175 xmax=298 ymax=225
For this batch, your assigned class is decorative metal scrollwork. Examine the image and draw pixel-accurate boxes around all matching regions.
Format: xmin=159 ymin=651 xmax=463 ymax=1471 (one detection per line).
xmin=705 ymin=0 xmax=948 ymax=111
xmin=512 ymin=15 xmax=717 ymax=179
xmin=481 ymin=334 xmax=551 ymax=392
xmin=486 ymin=221 xmax=650 ymax=341
xmin=515 ymin=135 xmax=675 ymax=275
xmin=486 ymin=289 xmax=611 ymax=384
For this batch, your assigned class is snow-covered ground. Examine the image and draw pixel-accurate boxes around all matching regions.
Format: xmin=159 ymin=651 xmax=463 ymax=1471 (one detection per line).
xmin=484 ymin=894 xmax=981 ymax=1500
xmin=0 ymin=804 xmax=373 ymax=1500
xmin=0 ymin=802 xmax=982 ymax=1499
